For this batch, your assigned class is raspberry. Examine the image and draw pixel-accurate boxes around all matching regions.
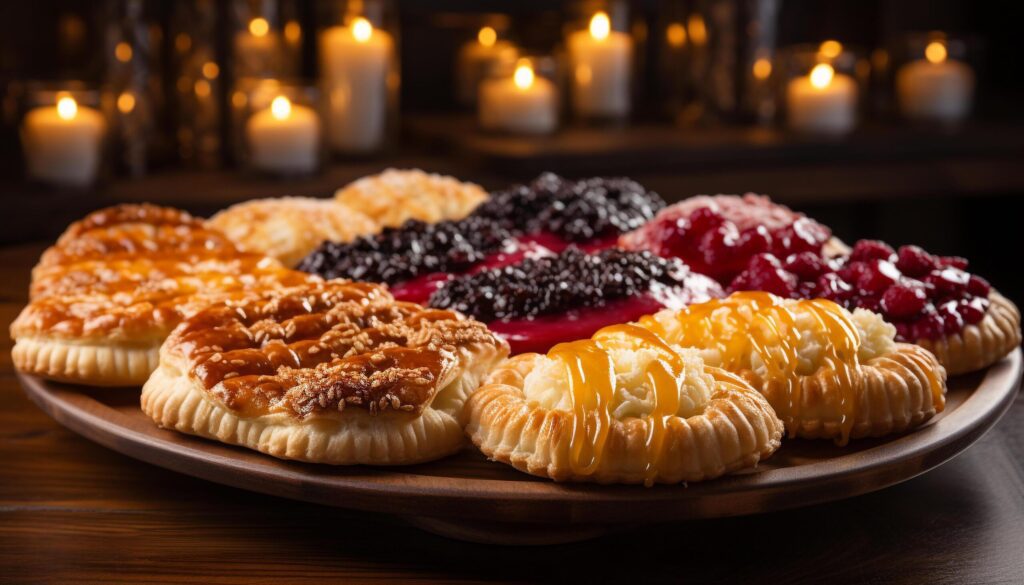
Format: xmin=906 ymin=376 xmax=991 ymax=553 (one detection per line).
xmin=966 ymin=275 xmax=991 ymax=297
xmin=850 ymin=240 xmax=896 ymax=262
xmin=958 ymin=297 xmax=989 ymax=325
xmin=880 ymin=285 xmax=928 ymax=319
xmin=729 ymin=254 xmax=798 ymax=298
xmin=855 ymin=259 xmax=901 ymax=295
xmin=938 ymin=256 xmax=969 ymax=270
xmin=784 ymin=252 xmax=826 ymax=280
xmin=924 ymin=268 xmax=970 ymax=297
xmin=895 ymin=245 xmax=939 ymax=277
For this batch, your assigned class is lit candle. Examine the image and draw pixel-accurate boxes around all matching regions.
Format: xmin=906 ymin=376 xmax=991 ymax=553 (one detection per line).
xmin=786 ymin=63 xmax=857 ymax=135
xmin=235 ymin=17 xmax=280 ymax=77
xmin=246 ymin=96 xmax=320 ymax=174
xmin=456 ymin=26 xmax=518 ymax=106
xmin=478 ymin=59 xmax=557 ymax=135
xmin=21 ymin=94 xmax=106 ymax=187
xmin=319 ymin=17 xmax=394 ymax=153
xmin=896 ymin=40 xmax=974 ymax=124
xmin=567 ymin=11 xmax=633 ymax=119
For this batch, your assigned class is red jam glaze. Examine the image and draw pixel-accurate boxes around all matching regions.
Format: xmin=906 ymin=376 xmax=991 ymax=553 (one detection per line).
xmin=390 ymin=240 xmax=554 ymax=304
xmin=727 ymin=240 xmax=992 ymax=341
xmin=619 ymin=206 xmax=831 ymax=285
xmin=488 ymin=280 xmax=722 ymax=355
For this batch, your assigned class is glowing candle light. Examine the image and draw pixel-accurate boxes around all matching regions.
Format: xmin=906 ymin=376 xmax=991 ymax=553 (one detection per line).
xmin=786 ymin=63 xmax=857 ymax=135
xmin=567 ymin=11 xmax=634 ymax=119
xmin=896 ymin=38 xmax=974 ymax=124
xmin=479 ymin=59 xmax=557 ymax=134
xmin=456 ymin=26 xmax=518 ymax=106
xmin=21 ymin=94 xmax=106 ymax=187
xmin=246 ymin=95 xmax=320 ymax=174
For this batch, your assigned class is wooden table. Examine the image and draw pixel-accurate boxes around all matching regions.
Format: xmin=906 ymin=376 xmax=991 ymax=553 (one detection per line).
xmin=1 ymin=242 xmax=1022 ymax=584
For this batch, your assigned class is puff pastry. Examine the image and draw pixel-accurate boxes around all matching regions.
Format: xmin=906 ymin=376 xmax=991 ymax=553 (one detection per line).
xmin=466 ymin=324 xmax=783 ymax=485
xmin=334 ymin=168 xmax=488 ymax=228
xmin=915 ymin=292 xmax=1021 ymax=376
xmin=11 ymin=204 xmax=314 ymax=386
xmin=207 ymin=196 xmax=379 ymax=267
xmin=141 ymin=281 xmax=509 ymax=465
xmin=639 ymin=292 xmax=948 ymax=444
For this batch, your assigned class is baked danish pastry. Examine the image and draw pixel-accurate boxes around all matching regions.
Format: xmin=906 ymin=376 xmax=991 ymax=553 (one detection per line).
xmin=11 ymin=204 xmax=313 ymax=386
xmin=466 ymin=324 xmax=783 ymax=485
xmin=207 ymin=196 xmax=379 ymax=267
xmin=142 ymin=281 xmax=508 ymax=465
xmin=334 ymin=168 xmax=487 ymax=228
xmin=639 ymin=292 xmax=948 ymax=444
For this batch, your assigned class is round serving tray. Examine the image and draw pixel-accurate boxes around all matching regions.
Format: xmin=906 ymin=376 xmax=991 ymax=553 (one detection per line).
xmin=18 ymin=349 xmax=1022 ymax=545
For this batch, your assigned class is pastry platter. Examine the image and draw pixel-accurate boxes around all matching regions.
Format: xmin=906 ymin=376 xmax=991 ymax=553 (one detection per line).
xmin=18 ymin=349 xmax=1020 ymax=544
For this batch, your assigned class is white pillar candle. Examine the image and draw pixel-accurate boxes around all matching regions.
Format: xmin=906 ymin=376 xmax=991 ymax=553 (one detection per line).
xmin=786 ymin=63 xmax=857 ymax=135
xmin=319 ymin=17 xmax=393 ymax=153
xmin=567 ymin=11 xmax=633 ymax=119
xmin=896 ymin=41 xmax=974 ymax=123
xmin=456 ymin=27 xmax=518 ymax=106
xmin=246 ymin=96 xmax=320 ymax=174
xmin=479 ymin=61 xmax=557 ymax=135
xmin=235 ymin=17 xmax=280 ymax=77
xmin=21 ymin=95 xmax=105 ymax=187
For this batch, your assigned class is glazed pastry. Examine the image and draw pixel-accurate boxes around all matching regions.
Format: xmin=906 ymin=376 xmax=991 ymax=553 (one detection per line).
xmin=466 ymin=323 xmax=783 ymax=485
xmin=639 ymin=292 xmax=948 ymax=444
xmin=728 ymin=240 xmax=1021 ymax=375
xmin=334 ymin=168 xmax=487 ymax=228
xmin=471 ymin=173 xmax=665 ymax=252
xmin=207 ymin=196 xmax=379 ymax=267
xmin=11 ymin=204 xmax=313 ymax=386
xmin=298 ymin=216 xmax=551 ymax=304
xmin=430 ymin=247 xmax=724 ymax=354
xmin=141 ymin=280 xmax=508 ymax=465
xmin=619 ymin=193 xmax=838 ymax=284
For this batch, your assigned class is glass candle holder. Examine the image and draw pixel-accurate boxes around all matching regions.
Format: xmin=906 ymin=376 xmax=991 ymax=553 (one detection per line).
xmin=456 ymin=16 xmax=518 ymax=108
xmin=317 ymin=0 xmax=399 ymax=155
xmin=779 ymin=41 xmax=864 ymax=136
xmin=478 ymin=56 xmax=559 ymax=135
xmin=18 ymin=83 xmax=107 ymax=188
xmin=232 ymin=80 xmax=324 ymax=176
xmin=565 ymin=0 xmax=634 ymax=123
xmin=894 ymin=32 xmax=974 ymax=126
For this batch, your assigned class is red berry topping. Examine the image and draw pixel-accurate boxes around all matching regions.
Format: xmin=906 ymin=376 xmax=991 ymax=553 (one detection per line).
xmin=784 ymin=252 xmax=826 ymax=280
xmin=855 ymin=259 xmax=901 ymax=295
xmin=881 ymin=285 xmax=928 ymax=319
xmin=938 ymin=256 xmax=969 ymax=270
xmin=924 ymin=268 xmax=970 ymax=297
xmin=896 ymin=245 xmax=939 ymax=277
xmin=729 ymin=254 xmax=798 ymax=298
xmin=850 ymin=240 xmax=896 ymax=262
xmin=966 ymin=275 xmax=991 ymax=297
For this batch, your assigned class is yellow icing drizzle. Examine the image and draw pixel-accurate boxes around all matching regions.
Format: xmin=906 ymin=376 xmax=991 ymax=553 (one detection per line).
xmin=639 ymin=291 xmax=869 ymax=444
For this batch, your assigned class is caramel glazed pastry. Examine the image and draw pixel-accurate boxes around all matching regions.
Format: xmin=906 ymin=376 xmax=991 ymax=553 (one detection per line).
xmin=10 ymin=204 xmax=314 ymax=386
xmin=639 ymin=292 xmax=948 ymax=444
xmin=207 ymin=196 xmax=380 ymax=267
xmin=142 ymin=280 xmax=509 ymax=465
xmin=334 ymin=168 xmax=489 ymax=228
xmin=466 ymin=324 xmax=783 ymax=485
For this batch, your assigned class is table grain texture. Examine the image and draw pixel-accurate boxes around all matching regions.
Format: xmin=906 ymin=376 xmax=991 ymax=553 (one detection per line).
xmin=1 ymin=242 xmax=1022 ymax=585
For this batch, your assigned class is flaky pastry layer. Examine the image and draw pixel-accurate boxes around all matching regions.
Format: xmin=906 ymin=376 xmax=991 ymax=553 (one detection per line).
xmin=915 ymin=292 xmax=1021 ymax=376
xmin=334 ymin=168 xmax=487 ymax=228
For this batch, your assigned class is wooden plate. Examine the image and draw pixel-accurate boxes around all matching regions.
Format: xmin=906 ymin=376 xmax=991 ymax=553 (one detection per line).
xmin=18 ymin=350 xmax=1021 ymax=545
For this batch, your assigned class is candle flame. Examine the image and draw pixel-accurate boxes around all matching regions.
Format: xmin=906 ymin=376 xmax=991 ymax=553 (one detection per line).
xmin=285 ymin=20 xmax=301 ymax=44
xmin=753 ymin=57 xmax=772 ymax=80
xmin=352 ymin=17 xmax=373 ymax=42
xmin=687 ymin=14 xmax=707 ymax=46
xmin=271 ymin=96 xmax=292 ymax=120
xmin=666 ymin=22 xmax=686 ymax=48
xmin=115 ymin=41 xmax=133 ymax=63
xmin=478 ymin=26 xmax=497 ymax=47
xmin=249 ymin=17 xmax=269 ymax=38
xmin=202 ymin=61 xmax=219 ymax=79
xmin=117 ymin=92 xmax=135 ymax=114
xmin=513 ymin=60 xmax=535 ymax=90
xmin=925 ymin=41 xmax=947 ymax=64
xmin=819 ymin=40 xmax=842 ymax=59
xmin=56 ymin=96 xmax=78 ymax=120
xmin=589 ymin=11 xmax=610 ymax=41
xmin=810 ymin=63 xmax=834 ymax=89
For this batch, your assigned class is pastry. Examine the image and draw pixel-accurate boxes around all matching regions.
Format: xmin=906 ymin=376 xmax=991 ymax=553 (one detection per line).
xmin=619 ymin=193 xmax=838 ymax=285
xmin=141 ymin=280 xmax=509 ymax=465
xmin=471 ymin=173 xmax=666 ymax=252
xmin=334 ymin=168 xmax=487 ymax=228
xmin=11 ymin=204 xmax=314 ymax=386
xmin=639 ymin=292 xmax=948 ymax=444
xmin=727 ymin=240 xmax=1021 ymax=375
xmin=207 ymin=196 xmax=379 ymax=267
xmin=298 ymin=216 xmax=552 ymax=304
xmin=466 ymin=323 xmax=783 ymax=484
xmin=430 ymin=247 xmax=723 ymax=354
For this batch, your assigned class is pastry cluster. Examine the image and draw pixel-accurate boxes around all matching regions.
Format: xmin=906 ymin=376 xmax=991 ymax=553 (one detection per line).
xmin=9 ymin=172 xmax=1019 ymax=485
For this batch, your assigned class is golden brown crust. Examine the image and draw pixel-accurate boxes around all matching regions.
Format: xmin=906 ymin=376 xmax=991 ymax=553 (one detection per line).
xmin=142 ymin=280 xmax=509 ymax=465
xmin=10 ymin=204 xmax=316 ymax=386
xmin=207 ymin=197 xmax=380 ymax=267
xmin=466 ymin=354 xmax=784 ymax=485
xmin=752 ymin=343 xmax=947 ymax=441
xmin=334 ymin=168 xmax=488 ymax=228
xmin=914 ymin=292 xmax=1021 ymax=376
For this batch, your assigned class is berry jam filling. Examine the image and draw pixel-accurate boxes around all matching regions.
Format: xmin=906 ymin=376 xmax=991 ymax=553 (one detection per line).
xmin=429 ymin=247 xmax=723 ymax=354
xmin=727 ymin=240 xmax=992 ymax=341
xmin=620 ymin=205 xmax=832 ymax=285
xmin=471 ymin=173 xmax=666 ymax=247
xmin=296 ymin=216 xmax=550 ymax=303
